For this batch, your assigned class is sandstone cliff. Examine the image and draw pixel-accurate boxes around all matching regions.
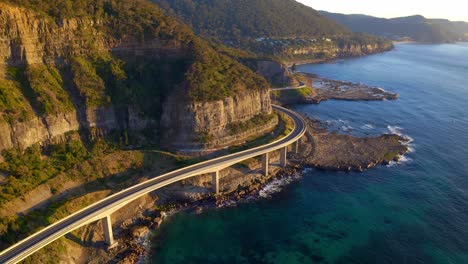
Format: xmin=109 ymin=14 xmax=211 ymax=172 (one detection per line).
xmin=286 ymin=42 xmax=394 ymax=63
xmin=0 ymin=3 xmax=112 ymax=66
xmin=253 ymin=60 xmax=297 ymax=88
xmin=161 ymin=88 xmax=273 ymax=150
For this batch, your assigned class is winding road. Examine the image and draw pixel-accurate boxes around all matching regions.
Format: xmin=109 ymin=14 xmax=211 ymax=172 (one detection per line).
xmin=0 ymin=104 xmax=306 ymax=264
xmin=270 ymin=81 xmax=306 ymax=91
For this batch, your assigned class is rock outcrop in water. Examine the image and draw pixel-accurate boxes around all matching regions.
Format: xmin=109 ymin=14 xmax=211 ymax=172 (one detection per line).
xmin=272 ymin=73 xmax=399 ymax=105
xmin=300 ymin=118 xmax=409 ymax=171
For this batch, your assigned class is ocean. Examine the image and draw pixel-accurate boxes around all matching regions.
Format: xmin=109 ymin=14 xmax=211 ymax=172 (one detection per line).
xmin=148 ymin=43 xmax=468 ymax=263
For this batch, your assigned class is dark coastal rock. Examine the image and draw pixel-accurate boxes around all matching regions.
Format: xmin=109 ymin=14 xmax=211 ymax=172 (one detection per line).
xmin=300 ymin=118 xmax=410 ymax=171
xmin=131 ymin=226 xmax=149 ymax=238
xmin=273 ymin=73 xmax=398 ymax=107
xmin=74 ymin=111 xmax=408 ymax=263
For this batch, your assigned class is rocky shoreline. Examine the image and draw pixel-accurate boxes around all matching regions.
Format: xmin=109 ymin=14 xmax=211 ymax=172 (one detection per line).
xmin=300 ymin=118 xmax=410 ymax=171
xmin=97 ymin=113 xmax=410 ymax=263
xmin=102 ymin=165 xmax=305 ymax=264
xmin=272 ymin=73 xmax=399 ymax=106
xmin=10 ymin=73 xmax=409 ymax=263
xmin=312 ymin=74 xmax=398 ymax=101
xmin=303 ymin=73 xmax=399 ymax=102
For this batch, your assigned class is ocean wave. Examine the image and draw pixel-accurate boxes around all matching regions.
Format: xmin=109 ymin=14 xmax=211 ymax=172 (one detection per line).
xmin=386 ymin=126 xmax=415 ymax=167
xmin=386 ymin=155 xmax=413 ymax=167
xmin=338 ymin=119 xmax=349 ymax=124
xmin=258 ymin=172 xmax=303 ymax=198
xmin=361 ymin=124 xmax=376 ymax=130
xmin=387 ymin=126 xmax=414 ymax=143
xmin=340 ymin=125 xmax=353 ymax=132
xmin=374 ymin=87 xmax=389 ymax=93
xmin=323 ymin=119 xmax=354 ymax=133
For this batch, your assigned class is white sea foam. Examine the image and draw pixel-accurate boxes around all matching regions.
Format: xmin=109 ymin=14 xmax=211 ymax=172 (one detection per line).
xmin=361 ymin=124 xmax=376 ymax=130
xmin=387 ymin=125 xmax=403 ymax=135
xmin=386 ymin=126 xmax=415 ymax=167
xmin=387 ymin=126 xmax=414 ymax=143
xmin=338 ymin=119 xmax=349 ymax=124
xmin=258 ymin=172 xmax=302 ymax=198
xmin=340 ymin=125 xmax=353 ymax=132
xmin=386 ymin=155 xmax=413 ymax=167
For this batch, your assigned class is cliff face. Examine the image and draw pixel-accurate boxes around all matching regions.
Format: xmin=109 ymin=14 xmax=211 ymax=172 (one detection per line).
xmin=161 ymin=89 xmax=272 ymax=150
xmin=0 ymin=2 xmax=272 ymax=155
xmin=0 ymin=112 xmax=78 ymax=151
xmin=254 ymin=60 xmax=297 ymax=88
xmin=0 ymin=4 xmax=111 ymax=66
xmin=338 ymin=42 xmax=394 ymax=57
xmin=287 ymin=42 xmax=394 ymax=62
xmin=0 ymin=3 xmax=118 ymax=151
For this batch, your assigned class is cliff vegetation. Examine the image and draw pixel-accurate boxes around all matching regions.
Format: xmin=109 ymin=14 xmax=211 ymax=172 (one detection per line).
xmin=0 ymin=0 xmax=272 ymax=155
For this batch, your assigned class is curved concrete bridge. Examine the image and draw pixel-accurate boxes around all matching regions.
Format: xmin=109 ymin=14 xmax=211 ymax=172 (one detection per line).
xmin=0 ymin=105 xmax=306 ymax=264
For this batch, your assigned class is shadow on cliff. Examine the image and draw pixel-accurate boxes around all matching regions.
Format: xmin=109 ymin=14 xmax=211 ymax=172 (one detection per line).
xmin=57 ymin=67 xmax=92 ymax=148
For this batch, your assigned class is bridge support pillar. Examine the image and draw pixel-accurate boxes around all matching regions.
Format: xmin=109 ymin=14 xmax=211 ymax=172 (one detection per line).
xmin=262 ymin=153 xmax=269 ymax=176
xmin=280 ymin=147 xmax=287 ymax=167
xmin=294 ymin=138 xmax=301 ymax=154
xmin=212 ymin=171 xmax=220 ymax=194
xmin=102 ymin=215 xmax=117 ymax=248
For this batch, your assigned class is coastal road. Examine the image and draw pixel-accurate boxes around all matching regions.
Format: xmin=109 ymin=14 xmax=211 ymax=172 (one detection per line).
xmin=270 ymin=81 xmax=306 ymax=91
xmin=0 ymin=105 xmax=306 ymax=264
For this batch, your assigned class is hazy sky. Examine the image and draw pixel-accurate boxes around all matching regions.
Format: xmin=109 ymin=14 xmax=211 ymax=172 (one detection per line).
xmin=296 ymin=0 xmax=468 ymax=22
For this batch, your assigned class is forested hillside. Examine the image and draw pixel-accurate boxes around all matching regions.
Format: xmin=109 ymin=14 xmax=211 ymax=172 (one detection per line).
xmin=154 ymin=0 xmax=348 ymax=42
xmin=0 ymin=0 xmax=269 ymax=142
xmin=153 ymin=0 xmax=393 ymax=62
xmin=321 ymin=11 xmax=468 ymax=43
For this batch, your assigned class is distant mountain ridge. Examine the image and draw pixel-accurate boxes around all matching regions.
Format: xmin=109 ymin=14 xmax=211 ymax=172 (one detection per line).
xmin=321 ymin=11 xmax=468 ymax=43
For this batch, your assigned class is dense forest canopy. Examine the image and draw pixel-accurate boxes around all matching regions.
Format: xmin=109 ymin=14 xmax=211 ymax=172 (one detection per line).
xmin=153 ymin=0 xmax=349 ymax=42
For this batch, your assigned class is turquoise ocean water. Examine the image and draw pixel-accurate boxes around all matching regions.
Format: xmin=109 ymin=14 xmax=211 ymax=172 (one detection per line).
xmin=148 ymin=43 xmax=468 ymax=263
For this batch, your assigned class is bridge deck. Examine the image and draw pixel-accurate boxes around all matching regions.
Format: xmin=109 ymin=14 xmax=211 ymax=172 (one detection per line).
xmin=0 ymin=105 xmax=306 ymax=264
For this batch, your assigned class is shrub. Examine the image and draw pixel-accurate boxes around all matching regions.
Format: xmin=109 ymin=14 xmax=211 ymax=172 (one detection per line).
xmin=227 ymin=113 xmax=275 ymax=135
xmin=0 ymin=139 xmax=89 ymax=205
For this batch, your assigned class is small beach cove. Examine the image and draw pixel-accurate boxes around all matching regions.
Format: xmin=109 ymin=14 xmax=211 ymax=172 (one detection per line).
xmin=147 ymin=43 xmax=468 ymax=264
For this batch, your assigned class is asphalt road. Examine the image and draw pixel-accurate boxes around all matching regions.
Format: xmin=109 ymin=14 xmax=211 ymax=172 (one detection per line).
xmin=0 ymin=104 xmax=306 ymax=264
xmin=270 ymin=81 xmax=306 ymax=91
